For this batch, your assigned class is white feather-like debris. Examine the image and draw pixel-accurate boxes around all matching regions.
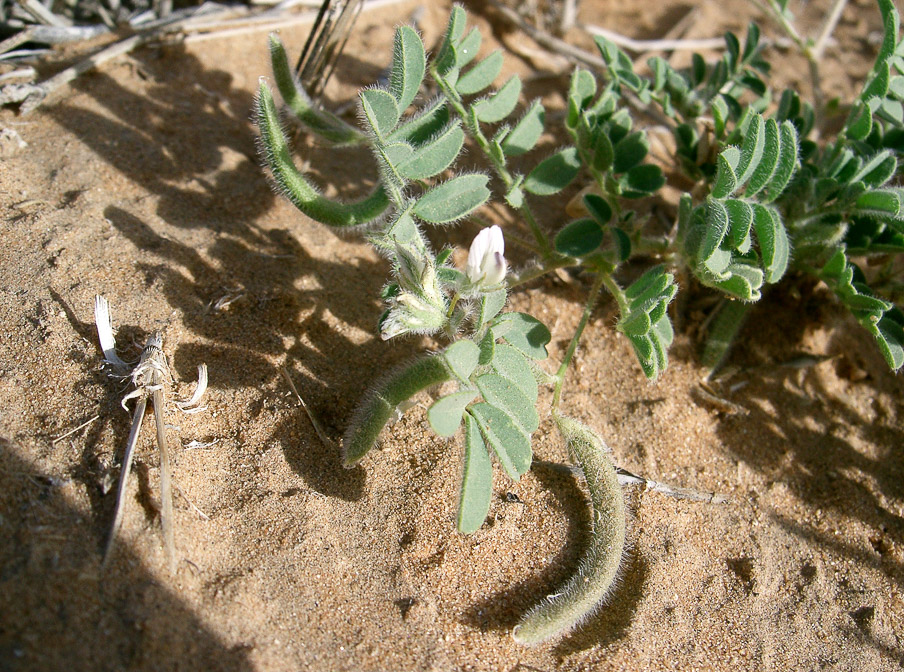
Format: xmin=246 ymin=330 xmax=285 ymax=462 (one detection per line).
xmin=93 ymin=295 xmax=129 ymax=375
xmin=175 ymin=364 xmax=209 ymax=414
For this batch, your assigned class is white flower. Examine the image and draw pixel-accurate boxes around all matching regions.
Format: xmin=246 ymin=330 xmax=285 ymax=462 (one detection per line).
xmin=466 ymin=225 xmax=507 ymax=287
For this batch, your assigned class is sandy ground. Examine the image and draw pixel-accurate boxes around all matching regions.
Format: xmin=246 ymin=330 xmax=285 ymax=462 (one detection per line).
xmin=1 ymin=0 xmax=902 ymax=670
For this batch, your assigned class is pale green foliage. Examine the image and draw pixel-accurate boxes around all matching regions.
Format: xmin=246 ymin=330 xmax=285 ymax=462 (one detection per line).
xmin=256 ymin=0 xmax=904 ymax=647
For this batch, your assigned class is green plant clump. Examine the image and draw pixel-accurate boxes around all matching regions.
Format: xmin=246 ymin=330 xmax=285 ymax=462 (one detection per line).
xmin=256 ymin=1 xmax=904 ymax=644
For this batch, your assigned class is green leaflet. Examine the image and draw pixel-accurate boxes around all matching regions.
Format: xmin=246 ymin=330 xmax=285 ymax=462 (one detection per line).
xmin=524 ymin=148 xmax=582 ymax=195
xmin=501 ymin=100 xmax=545 ymax=156
xmin=435 ymin=5 xmax=467 ymax=75
xmin=744 ymin=118 xmax=780 ymax=196
xmin=360 ymin=88 xmax=400 ymax=138
xmin=456 ymin=50 xmax=504 ymax=95
xmin=620 ymin=164 xmax=665 ymax=198
xmin=583 ymin=194 xmax=613 ymax=227
xmin=612 ymin=131 xmax=650 ymax=173
xmin=456 ymin=27 xmax=482 ymax=68
xmin=490 ymin=312 xmax=552 ymax=360
xmin=389 ymin=26 xmax=426 ymax=112
xmin=555 ymin=218 xmax=604 ymax=257
xmin=701 ymin=198 xmax=730 ymax=264
xmin=479 ymin=290 xmax=507 ymax=328
xmin=760 ymin=121 xmax=799 ymax=203
xmin=712 ymin=147 xmax=740 ymax=199
xmin=854 ymin=188 xmax=904 ymax=219
xmin=442 ymin=339 xmax=481 ymax=381
xmin=412 ymin=174 xmax=490 ymax=223
xmin=591 ymin=123 xmax=615 ymax=174
xmin=490 ymin=343 xmax=538 ymax=403
xmin=387 ymin=96 xmax=451 ymax=145
xmin=710 ymin=262 xmax=764 ymax=301
xmin=475 ymin=373 xmax=539 ymax=435
xmin=735 ymin=114 xmax=765 ymax=186
xmin=724 ymin=198 xmax=754 ymax=251
xmin=478 ymin=328 xmax=496 ymax=366
xmin=473 ymin=75 xmax=522 ymax=123
xmin=384 ymin=123 xmax=465 ymax=180
xmin=458 ymin=414 xmax=493 ymax=533
xmin=851 ymin=151 xmax=897 ymax=187
xmin=567 ymin=69 xmax=597 ymax=128
xmin=428 ymin=390 xmax=478 ymax=437
xmin=469 ymin=403 xmax=532 ymax=480
xmin=751 ymin=203 xmax=790 ymax=283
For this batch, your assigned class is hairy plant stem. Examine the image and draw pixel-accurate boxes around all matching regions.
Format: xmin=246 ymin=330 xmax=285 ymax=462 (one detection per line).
xmin=432 ymin=65 xmax=553 ymax=257
xmin=552 ymin=272 xmax=608 ymax=410
xmin=508 ymin=255 xmax=576 ymax=289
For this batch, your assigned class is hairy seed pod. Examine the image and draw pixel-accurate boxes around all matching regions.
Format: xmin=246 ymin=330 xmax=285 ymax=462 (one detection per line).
xmin=513 ymin=413 xmax=626 ymax=645
xmin=343 ymin=355 xmax=452 ymax=467
xmin=255 ymin=82 xmax=390 ymax=227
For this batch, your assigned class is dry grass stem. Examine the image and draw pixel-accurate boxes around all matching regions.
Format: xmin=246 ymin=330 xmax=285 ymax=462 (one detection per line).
xmin=94 ymin=296 xmax=207 ymax=573
xmin=280 ymin=366 xmax=337 ymax=450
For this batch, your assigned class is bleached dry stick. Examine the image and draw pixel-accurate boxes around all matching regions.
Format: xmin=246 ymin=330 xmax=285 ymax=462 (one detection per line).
xmin=95 ymin=296 xmax=207 ymax=573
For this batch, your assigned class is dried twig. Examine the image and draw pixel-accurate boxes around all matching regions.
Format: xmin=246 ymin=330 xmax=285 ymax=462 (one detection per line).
xmin=14 ymin=0 xmax=72 ymax=27
xmin=582 ymin=23 xmax=727 ymax=55
xmin=280 ymin=366 xmax=337 ymax=449
xmin=94 ymin=296 xmax=207 ymax=573
xmin=535 ymin=459 xmax=728 ymax=503
xmin=0 ymin=27 xmax=34 ymax=55
xmin=51 ymin=414 xmax=100 ymax=444
xmin=614 ymin=466 xmax=728 ymax=504
xmin=812 ymin=0 xmax=849 ymax=61
xmin=486 ymin=0 xmax=673 ymax=127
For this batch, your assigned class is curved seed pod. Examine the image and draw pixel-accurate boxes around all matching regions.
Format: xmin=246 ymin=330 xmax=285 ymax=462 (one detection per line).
xmin=268 ymin=35 xmax=366 ymax=145
xmin=342 ymin=355 xmax=452 ymax=466
xmin=513 ymin=413 xmax=626 ymax=645
xmin=256 ymin=82 xmax=390 ymax=227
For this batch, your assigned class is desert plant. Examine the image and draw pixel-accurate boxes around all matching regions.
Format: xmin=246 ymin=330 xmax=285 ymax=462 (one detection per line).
xmin=255 ymin=0 xmax=904 ymax=644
